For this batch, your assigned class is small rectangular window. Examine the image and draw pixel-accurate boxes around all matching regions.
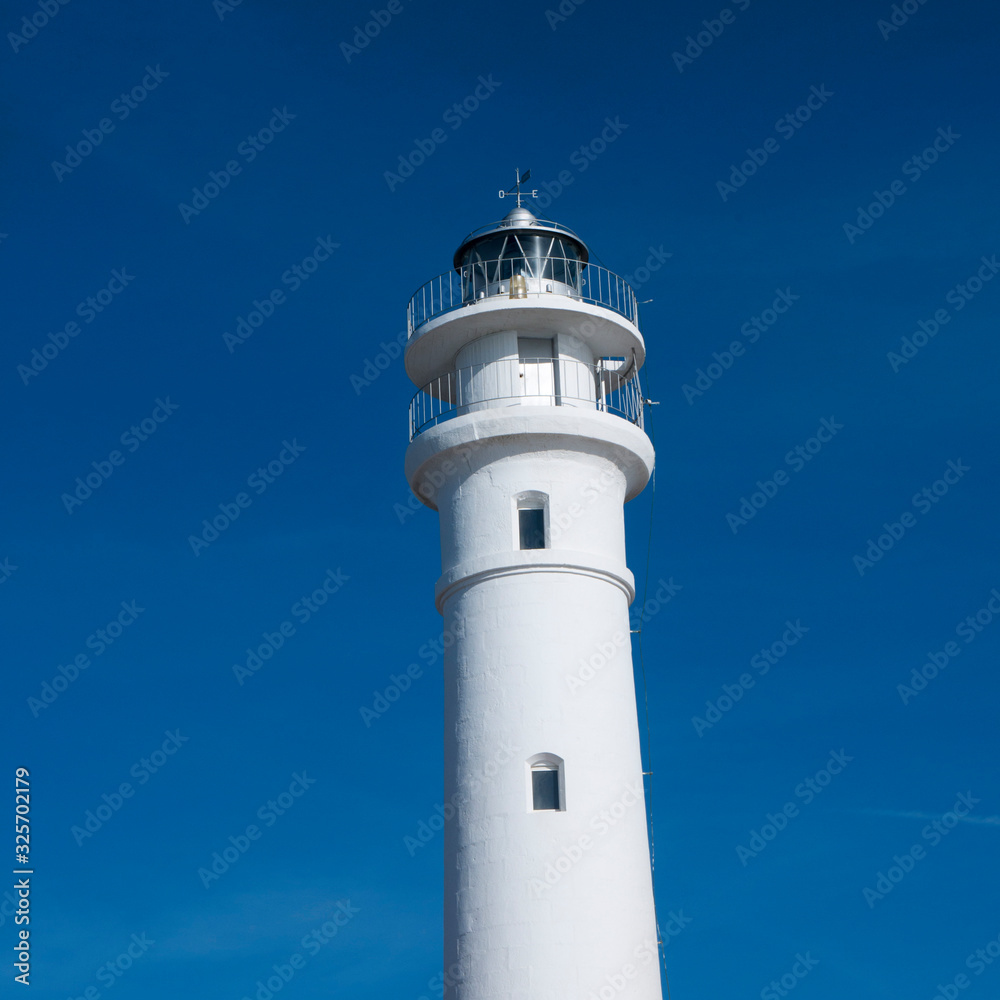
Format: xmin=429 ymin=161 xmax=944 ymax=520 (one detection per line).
xmin=532 ymin=769 xmax=560 ymax=810
xmin=518 ymin=507 xmax=546 ymax=549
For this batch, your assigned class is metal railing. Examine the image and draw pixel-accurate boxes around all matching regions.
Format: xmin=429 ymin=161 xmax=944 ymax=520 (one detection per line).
xmin=406 ymin=256 xmax=640 ymax=336
xmin=409 ymin=357 xmax=645 ymax=440
xmin=457 ymin=216 xmax=583 ymax=246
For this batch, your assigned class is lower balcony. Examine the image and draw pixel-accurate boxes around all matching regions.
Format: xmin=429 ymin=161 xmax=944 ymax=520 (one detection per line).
xmin=408 ymin=357 xmax=645 ymax=441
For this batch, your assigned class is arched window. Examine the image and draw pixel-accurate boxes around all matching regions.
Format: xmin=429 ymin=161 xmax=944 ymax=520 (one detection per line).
xmin=515 ymin=492 xmax=548 ymax=550
xmin=527 ymin=753 xmax=565 ymax=811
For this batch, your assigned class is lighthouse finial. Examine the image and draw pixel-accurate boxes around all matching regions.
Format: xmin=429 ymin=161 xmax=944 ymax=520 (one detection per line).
xmin=499 ymin=168 xmax=538 ymax=208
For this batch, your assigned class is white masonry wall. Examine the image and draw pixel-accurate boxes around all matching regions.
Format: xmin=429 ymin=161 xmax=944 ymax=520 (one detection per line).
xmin=411 ymin=413 xmax=661 ymax=1000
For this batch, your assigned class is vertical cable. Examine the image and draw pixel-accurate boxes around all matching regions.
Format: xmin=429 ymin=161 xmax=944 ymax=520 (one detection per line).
xmin=634 ymin=360 xmax=673 ymax=999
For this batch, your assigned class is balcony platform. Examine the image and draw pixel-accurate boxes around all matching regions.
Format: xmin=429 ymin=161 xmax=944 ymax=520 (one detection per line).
xmin=404 ymin=258 xmax=645 ymax=387
xmin=405 ymin=404 xmax=654 ymax=509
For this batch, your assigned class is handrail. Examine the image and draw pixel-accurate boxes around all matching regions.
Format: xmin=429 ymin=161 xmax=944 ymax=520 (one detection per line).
xmin=457 ymin=216 xmax=583 ymax=246
xmin=406 ymin=256 xmax=639 ymax=337
xmin=409 ymin=357 xmax=645 ymax=440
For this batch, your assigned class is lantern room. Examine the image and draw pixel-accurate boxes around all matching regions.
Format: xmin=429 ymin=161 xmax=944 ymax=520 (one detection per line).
xmin=453 ymin=205 xmax=590 ymax=301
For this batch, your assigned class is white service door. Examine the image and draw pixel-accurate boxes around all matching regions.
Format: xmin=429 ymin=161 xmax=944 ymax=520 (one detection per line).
xmin=517 ymin=337 xmax=555 ymax=405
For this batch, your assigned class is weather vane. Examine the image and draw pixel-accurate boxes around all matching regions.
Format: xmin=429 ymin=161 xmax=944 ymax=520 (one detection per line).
xmin=498 ymin=168 xmax=538 ymax=208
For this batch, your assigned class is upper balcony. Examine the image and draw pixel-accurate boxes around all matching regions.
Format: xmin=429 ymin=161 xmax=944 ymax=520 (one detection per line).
xmin=406 ymin=255 xmax=640 ymax=339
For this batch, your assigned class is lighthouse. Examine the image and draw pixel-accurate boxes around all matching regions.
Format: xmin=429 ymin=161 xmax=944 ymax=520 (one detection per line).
xmin=404 ymin=191 xmax=661 ymax=1000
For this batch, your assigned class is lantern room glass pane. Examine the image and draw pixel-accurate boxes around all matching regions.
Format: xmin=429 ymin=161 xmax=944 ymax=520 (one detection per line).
xmin=458 ymin=230 xmax=585 ymax=300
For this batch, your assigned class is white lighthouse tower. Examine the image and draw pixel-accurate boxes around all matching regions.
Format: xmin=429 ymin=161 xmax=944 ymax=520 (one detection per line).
xmin=404 ymin=189 xmax=661 ymax=1000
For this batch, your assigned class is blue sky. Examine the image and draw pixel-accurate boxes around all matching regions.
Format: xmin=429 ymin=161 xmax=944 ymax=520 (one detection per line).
xmin=4 ymin=0 xmax=999 ymax=997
